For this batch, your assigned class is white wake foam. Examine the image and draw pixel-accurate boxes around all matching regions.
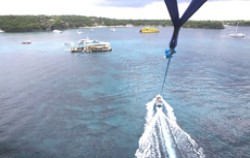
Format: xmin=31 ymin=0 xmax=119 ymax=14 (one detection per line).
xmin=135 ymin=95 xmax=205 ymax=158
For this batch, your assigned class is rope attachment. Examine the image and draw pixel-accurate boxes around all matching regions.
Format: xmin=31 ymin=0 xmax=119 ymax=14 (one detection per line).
xmin=160 ymin=49 xmax=176 ymax=94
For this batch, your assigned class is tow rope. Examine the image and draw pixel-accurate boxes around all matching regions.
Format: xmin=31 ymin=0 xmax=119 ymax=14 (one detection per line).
xmin=161 ymin=0 xmax=207 ymax=94
xmin=160 ymin=49 xmax=175 ymax=94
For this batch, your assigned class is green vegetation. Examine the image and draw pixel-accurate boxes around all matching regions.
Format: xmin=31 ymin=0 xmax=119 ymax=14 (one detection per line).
xmin=183 ymin=20 xmax=225 ymax=29
xmin=224 ymin=20 xmax=250 ymax=26
xmin=0 ymin=15 xmax=173 ymax=32
xmin=1 ymin=15 xmax=249 ymax=32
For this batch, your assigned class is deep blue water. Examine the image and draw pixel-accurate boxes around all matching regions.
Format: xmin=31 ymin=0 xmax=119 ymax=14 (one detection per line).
xmin=0 ymin=26 xmax=250 ymax=158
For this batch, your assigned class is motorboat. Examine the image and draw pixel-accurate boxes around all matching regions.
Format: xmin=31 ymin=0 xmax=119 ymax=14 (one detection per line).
xmin=53 ymin=30 xmax=62 ymax=33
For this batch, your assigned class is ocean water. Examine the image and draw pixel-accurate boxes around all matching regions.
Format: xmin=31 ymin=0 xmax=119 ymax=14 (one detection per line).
xmin=0 ymin=26 xmax=250 ymax=158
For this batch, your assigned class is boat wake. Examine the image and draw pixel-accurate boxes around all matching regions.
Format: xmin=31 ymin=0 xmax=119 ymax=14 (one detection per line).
xmin=135 ymin=95 xmax=205 ymax=158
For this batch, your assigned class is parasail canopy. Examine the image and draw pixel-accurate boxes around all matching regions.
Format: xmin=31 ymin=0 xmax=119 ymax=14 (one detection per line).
xmin=164 ymin=0 xmax=207 ymax=50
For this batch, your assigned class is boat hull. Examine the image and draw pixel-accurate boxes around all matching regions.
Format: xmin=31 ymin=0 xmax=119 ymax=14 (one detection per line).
xmin=139 ymin=27 xmax=159 ymax=33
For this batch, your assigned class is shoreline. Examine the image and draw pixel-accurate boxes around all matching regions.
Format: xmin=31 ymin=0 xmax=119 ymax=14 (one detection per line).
xmin=1 ymin=15 xmax=249 ymax=33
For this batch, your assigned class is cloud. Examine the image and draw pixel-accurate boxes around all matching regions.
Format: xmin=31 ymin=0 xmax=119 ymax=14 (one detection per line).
xmin=0 ymin=0 xmax=103 ymax=15
xmin=97 ymin=0 xmax=162 ymax=7
xmin=93 ymin=1 xmax=169 ymax=19
xmin=0 ymin=0 xmax=250 ymax=20
xmin=187 ymin=0 xmax=250 ymax=20
xmin=94 ymin=0 xmax=250 ymax=20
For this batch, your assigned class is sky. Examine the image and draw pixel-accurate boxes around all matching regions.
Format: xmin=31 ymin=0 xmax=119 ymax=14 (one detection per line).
xmin=0 ymin=0 xmax=250 ymax=20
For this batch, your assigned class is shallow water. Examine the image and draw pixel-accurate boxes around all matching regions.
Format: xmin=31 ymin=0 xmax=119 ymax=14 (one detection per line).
xmin=0 ymin=26 xmax=250 ymax=158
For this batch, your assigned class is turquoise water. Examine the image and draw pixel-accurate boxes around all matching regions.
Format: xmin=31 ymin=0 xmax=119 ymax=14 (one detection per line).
xmin=0 ymin=26 xmax=250 ymax=158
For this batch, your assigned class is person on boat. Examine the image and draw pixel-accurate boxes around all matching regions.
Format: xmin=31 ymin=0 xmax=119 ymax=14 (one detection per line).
xmin=155 ymin=95 xmax=163 ymax=108
xmin=153 ymin=95 xmax=167 ymax=114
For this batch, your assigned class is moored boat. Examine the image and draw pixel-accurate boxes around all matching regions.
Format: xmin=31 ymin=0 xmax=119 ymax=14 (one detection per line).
xmin=53 ymin=30 xmax=62 ymax=33
xmin=84 ymin=42 xmax=112 ymax=53
xmin=77 ymin=30 xmax=84 ymax=34
xmin=22 ymin=40 xmax=32 ymax=44
xmin=70 ymin=38 xmax=112 ymax=53
xmin=229 ymin=32 xmax=245 ymax=38
xmin=139 ymin=27 xmax=159 ymax=33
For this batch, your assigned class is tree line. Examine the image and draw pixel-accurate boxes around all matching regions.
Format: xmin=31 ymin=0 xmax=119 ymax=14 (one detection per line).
xmin=1 ymin=15 xmax=248 ymax=32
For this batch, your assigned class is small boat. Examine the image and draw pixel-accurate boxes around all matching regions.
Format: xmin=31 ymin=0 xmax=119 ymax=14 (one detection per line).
xmin=126 ymin=24 xmax=133 ymax=28
xmin=53 ymin=30 xmax=62 ymax=33
xmin=229 ymin=22 xmax=245 ymax=38
xmin=110 ymin=28 xmax=116 ymax=32
xmin=110 ymin=26 xmax=116 ymax=32
xmin=229 ymin=32 xmax=245 ymax=38
xmin=77 ymin=30 xmax=84 ymax=34
xmin=22 ymin=40 xmax=32 ymax=44
xmin=0 ymin=29 xmax=4 ymax=33
xmin=139 ymin=27 xmax=159 ymax=33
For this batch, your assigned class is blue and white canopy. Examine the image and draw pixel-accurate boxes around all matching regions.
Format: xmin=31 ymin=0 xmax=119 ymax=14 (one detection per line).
xmin=164 ymin=0 xmax=207 ymax=49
